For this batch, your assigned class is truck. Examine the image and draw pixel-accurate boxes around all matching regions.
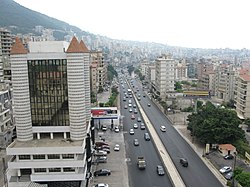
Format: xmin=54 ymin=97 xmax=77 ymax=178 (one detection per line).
xmin=137 ymin=156 xmax=146 ymax=170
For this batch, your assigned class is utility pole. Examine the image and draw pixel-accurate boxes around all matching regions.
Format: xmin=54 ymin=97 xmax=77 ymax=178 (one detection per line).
xmin=2 ymin=157 xmax=8 ymax=187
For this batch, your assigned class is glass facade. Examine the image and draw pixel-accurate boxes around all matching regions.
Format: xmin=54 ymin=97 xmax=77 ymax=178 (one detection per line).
xmin=28 ymin=59 xmax=69 ymax=126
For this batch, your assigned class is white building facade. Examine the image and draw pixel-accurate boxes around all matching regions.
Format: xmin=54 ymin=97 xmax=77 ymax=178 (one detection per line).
xmin=7 ymin=37 xmax=91 ymax=187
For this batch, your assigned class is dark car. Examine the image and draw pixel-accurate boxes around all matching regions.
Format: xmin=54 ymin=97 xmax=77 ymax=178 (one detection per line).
xmin=144 ymin=133 xmax=150 ymax=141
xmin=147 ymin=103 xmax=151 ymax=107
xmin=95 ymin=142 xmax=109 ymax=147
xmin=224 ymin=154 xmax=234 ymax=160
xmin=156 ymin=165 xmax=165 ymax=176
xmin=180 ymin=158 xmax=188 ymax=167
xmin=225 ymin=171 xmax=233 ymax=180
xmin=94 ymin=169 xmax=111 ymax=176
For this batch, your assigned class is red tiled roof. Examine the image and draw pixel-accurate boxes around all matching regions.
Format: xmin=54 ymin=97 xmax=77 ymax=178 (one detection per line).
xmin=79 ymin=40 xmax=89 ymax=52
xmin=219 ymin=144 xmax=236 ymax=151
xmin=10 ymin=37 xmax=27 ymax=54
xmin=66 ymin=36 xmax=82 ymax=53
xmin=240 ymin=74 xmax=250 ymax=81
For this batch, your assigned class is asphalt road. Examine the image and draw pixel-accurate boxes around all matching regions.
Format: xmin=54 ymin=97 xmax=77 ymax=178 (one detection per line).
xmin=120 ymin=82 xmax=173 ymax=187
xmin=130 ymin=79 xmax=224 ymax=187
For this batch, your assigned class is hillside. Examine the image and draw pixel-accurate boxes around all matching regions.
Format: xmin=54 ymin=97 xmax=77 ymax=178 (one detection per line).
xmin=0 ymin=0 xmax=88 ymax=40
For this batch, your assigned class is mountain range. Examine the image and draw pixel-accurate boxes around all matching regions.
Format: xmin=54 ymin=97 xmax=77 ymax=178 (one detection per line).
xmin=0 ymin=0 xmax=92 ymax=40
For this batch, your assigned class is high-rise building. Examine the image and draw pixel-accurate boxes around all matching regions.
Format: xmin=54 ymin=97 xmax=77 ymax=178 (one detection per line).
xmin=7 ymin=37 xmax=92 ymax=187
xmin=214 ymin=64 xmax=236 ymax=102
xmin=154 ymin=54 xmax=175 ymax=99
xmin=0 ymin=28 xmax=12 ymax=82
xmin=235 ymin=69 xmax=250 ymax=119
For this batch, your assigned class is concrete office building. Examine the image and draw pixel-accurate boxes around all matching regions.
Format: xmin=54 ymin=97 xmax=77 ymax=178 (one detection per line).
xmin=154 ymin=54 xmax=175 ymax=99
xmin=6 ymin=37 xmax=92 ymax=187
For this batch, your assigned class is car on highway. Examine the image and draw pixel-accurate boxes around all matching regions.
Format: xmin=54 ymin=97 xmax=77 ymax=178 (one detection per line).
xmin=147 ymin=103 xmax=151 ymax=107
xmin=140 ymin=123 xmax=146 ymax=130
xmin=180 ymin=158 xmax=188 ymax=167
xmin=128 ymin=103 xmax=132 ymax=107
xmin=123 ymin=97 xmax=126 ymax=101
xmin=156 ymin=165 xmax=165 ymax=176
xmin=144 ymin=132 xmax=150 ymax=141
xmin=129 ymin=108 xmax=133 ymax=113
xmin=129 ymin=129 xmax=135 ymax=135
xmin=131 ymin=115 xmax=135 ymax=120
xmin=134 ymin=109 xmax=138 ymax=114
xmin=94 ymin=169 xmax=111 ymax=176
xmin=93 ymin=183 xmax=109 ymax=187
xmin=124 ymin=105 xmax=128 ymax=109
xmin=219 ymin=166 xmax=232 ymax=174
xmin=160 ymin=125 xmax=166 ymax=132
xmin=134 ymin=139 xmax=139 ymax=146
xmin=114 ymin=144 xmax=120 ymax=151
xmin=133 ymin=123 xmax=138 ymax=129
xmin=224 ymin=154 xmax=234 ymax=160
xmin=137 ymin=117 xmax=142 ymax=122
xmin=133 ymin=104 xmax=136 ymax=108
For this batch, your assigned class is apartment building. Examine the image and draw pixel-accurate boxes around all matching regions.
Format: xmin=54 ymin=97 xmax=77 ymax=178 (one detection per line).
xmin=200 ymin=71 xmax=215 ymax=95
xmin=0 ymin=28 xmax=12 ymax=82
xmin=175 ymin=59 xmax=188 ymax=81
xmin=154 ymin=54 xmax=175 ymax=99
xmin=197 ymin=61 xmax=214 ymax=80
xmin=214 ymin=64 xmax=236 ymax=102
xmin=147 ymin=63 xmax=156 ymax=89
xmin=140 ymin=59 xmax=149 ymax=76
xmin=235 ymin=69 xmax=250 ymax=119
xmin=90 ymin=51 xmax=107 ymax=94
xmin=0 ymin=83 xmax=14 ymax=148
xmin=6 ymin=37 xmax=92 ymax=187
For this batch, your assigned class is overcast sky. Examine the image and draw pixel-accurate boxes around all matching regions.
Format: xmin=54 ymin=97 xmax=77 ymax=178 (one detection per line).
xmin=14 ymin=0 xmax=250 ymax=49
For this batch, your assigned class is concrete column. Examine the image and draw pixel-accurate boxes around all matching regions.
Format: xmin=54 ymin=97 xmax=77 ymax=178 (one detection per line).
xmin=50 ymin=132 xmax=53 ymax=139
xmin=37 ymin=133 xmax=40 ymax=139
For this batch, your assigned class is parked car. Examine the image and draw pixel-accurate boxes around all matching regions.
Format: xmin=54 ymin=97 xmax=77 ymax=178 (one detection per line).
xmin=101 ymin=125 xmax=107 ymax=131
xmin=94 ymin=150 xmax=108 ymax=156
xmin=156 ymin=165 xmax=165 ymax=176
xmin=133 ymin=123 xmax=138 ymax=129
xmin=180 ymin=158 xmax=188 ymax=167
xmin=144 ymin=132 xmax=150 ymax=141
xmin=160 ymin=125 xmax=166 ymax=132
xmin=101 ymin=148 xmax=110 ymax=154
xmin=114 ymin=126 xmax=120 ymax=133
xmin=225 ymin=171 xmax=233 ymax=180
xmin=246 ymin=128 xmax=250 ymax=132
xmin=93 ymin=183 xmax=109 ymax=187
xmin=94 ymin=169 xmax=111 ymax=176
xmin=140 ymin=123 xmax=146 ymax=130
xmin=129 ymin=129 xmax=135 ymax=135
xmin=224 ymin=154 xmax=234 ymax=160
xmin=114 ymin=144 xmax=120 ymax=151
xmin=95 ymin=142 xmax=109 ymax=147
xmin=134 ymin=139 xmax=139 ymax=146
xmin=95 ymin=145 xmax=110 ymax=150
xmin=219 ymin=166 xmax=232 ymax=174
xmin=94 ymin=156 xmax=107 ymax=163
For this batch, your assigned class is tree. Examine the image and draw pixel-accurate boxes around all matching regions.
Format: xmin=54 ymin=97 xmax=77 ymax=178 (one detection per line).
xmin=107 ymin=64 xmax=118 ymax=81
xmin=244 ymin=118 xmax=250 ymax=128
xmin=234 ymin=171 xmax=250 ymax=187
xmin=175 ymin=82 xmax=182 ymax=90
xmin=187 ymin=101 xmax=245 ymax=144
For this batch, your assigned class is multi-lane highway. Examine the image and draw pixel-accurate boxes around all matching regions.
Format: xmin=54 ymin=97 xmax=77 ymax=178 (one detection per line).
xmin=119 ymin=78 xmax=173 ymax=187
xmin=118 ymin=71 xmax=225 ymax=187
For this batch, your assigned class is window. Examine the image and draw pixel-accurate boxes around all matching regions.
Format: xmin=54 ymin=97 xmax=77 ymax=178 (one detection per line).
xmin=49 ymin=168 xmax=61 ymax=172
xmin=34 ymin=168 xmax=46 ymax=173
xmin=62 ymin=154 xmax=74 ymax=159
xmin=63 ymin=168 xmax=75 ymax=172
xmin=19 ymin=155 xmax=31 ymax=160
xmin=33 ymin=155 xmax=45 ymax=160
xmin=48 ymin=154 xmax=60 ymax=159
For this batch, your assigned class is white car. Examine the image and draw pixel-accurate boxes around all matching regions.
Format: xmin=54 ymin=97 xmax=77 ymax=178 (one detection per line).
xmin=129 ymin=129 xmax=134 ymax=135
xmin=114 ymin=126 xmax=119 ymax=133
xmin=133 ymin=123 xmax=138 ymax=129
xmin=160 ymin=126 xmax=166 ymax=132
xmin=219 ymin=166 xmax=232 ymax=174
xmin=114 ymin=144 xmax=120 ymax=151
xmin=93 ymin=184 xmax=109 ymax=187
